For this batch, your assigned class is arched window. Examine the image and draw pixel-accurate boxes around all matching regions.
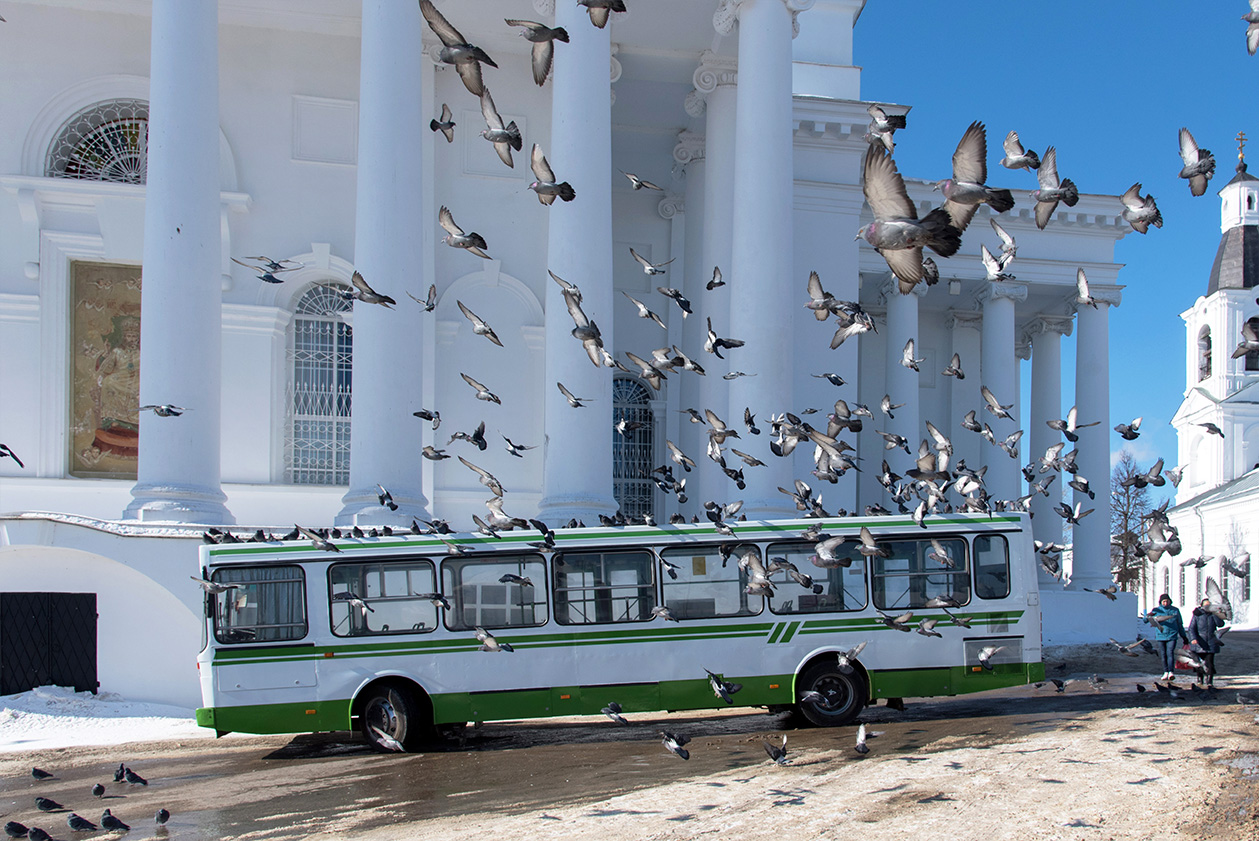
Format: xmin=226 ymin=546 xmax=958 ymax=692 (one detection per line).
xmin=1178 ymin=564 xmax=1186 ymax=605
xmin=1247 ymin=318 xmax=1259 ymax=372
xmin=46 ymin=99 xmax=148 ymax=184
xmin=612 ymin=377 xmax=655 ymax=520
xmin=285 ymin=285 xmax=352 ymax=484
xmin=1198 ymin=326 xmax=1212 ymax=381
xmin=1249 ymin=192 xmax=1255 ymax=212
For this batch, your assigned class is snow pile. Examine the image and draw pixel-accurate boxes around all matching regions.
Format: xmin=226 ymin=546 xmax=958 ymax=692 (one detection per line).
xmin=0 ymin=685 xmax=212 ymax=753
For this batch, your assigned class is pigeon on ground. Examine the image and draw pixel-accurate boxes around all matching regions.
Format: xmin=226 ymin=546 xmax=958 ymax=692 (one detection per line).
xmin=764 ymin=734 xmax=789 ymax=765
xmin=854 ymin=723 xmax=870 ymax=755
xmin=419 ymin=0 xmax=497 ymax=96
xmin=31 ymin=768 xmax=54 ymax=781
xmin=100 ymin=810 xmax=129 ymax=832
xmin=2 ymin=823 xmax=27 ymax=839
xmin=34 ymin=798 xmax=63 ymax=812
xmin=91 ymin=784 xmax=104 ymax=799
xmin=67 ymin=814 xmax=97 ymax=832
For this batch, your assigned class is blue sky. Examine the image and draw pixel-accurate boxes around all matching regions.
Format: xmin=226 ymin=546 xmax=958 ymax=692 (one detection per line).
xmin=853 ymin=1 xmax=1255 ymax=503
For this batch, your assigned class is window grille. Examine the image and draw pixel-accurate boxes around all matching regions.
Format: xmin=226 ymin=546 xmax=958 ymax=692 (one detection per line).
xmin=285 ymin=285 xmax=352 ymax=485
xmin=612 ymin=377 xmax=654 ymax=519
xmin=46 ymin=99 xmax=148 ymax=184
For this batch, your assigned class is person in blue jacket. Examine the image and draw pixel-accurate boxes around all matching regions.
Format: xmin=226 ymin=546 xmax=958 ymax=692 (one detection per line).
xmin=1145 ymin=594 xmax=1190 ymax=681
xmin=1189 ymin=598 xmax=1227 ymax=686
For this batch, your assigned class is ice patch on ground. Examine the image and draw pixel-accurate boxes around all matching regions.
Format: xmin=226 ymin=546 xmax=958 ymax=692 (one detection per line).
xmin=0 ymin=685 xmax=215 ymax=753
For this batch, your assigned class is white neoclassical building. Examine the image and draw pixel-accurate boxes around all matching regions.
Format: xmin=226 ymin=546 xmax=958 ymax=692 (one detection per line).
xmin=1155 ymin=150 xmax=1259 ymax=626
xmin=0 ymin=0 xmax=1132 ymax=705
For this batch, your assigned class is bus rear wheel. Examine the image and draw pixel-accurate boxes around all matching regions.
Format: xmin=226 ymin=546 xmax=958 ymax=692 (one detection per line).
xmin=796 ymin=661 xmax=864 ymax=727
xmin=360 ymin=685 xmax=425 ymax=752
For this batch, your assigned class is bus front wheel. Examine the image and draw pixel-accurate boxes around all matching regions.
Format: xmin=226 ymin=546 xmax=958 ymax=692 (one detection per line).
xmin=796 ymin=661 xmax=864 ymax=727
xmin=360 ymin=685 xmax=424 ymax=752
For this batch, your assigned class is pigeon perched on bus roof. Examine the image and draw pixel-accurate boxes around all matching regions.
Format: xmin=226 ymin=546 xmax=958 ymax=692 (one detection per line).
xmin=297 ymin=525 xmax=340 ymax=552
xmin=1177 ymin=127 xmax=1216 ymax=196
xmin=503 ymin=18 xmax=568 ymax=86
xmin=419 ymin=0 xmax=497 ymax=97
xmin=858 ymin=145 xmax=962 ymax=293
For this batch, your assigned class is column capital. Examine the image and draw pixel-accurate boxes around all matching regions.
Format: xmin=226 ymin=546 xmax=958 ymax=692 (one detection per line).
xmin=1022 ymin=314 xmax=1074 ymax=344
xmin=687 ymin=50 xmax=737 ymax=117
xmin=1073 ymin=285 xmax=1122 ymax=310
xmin=879 ymin=273 xmax=928 ymax=304
xmin=947 ymin=309 xmax=983 ymax=331
xmin=658 ymin=194 xmax=685 ymax=220
xmin=978 ymin=280 xmax=1028 ymax=305
xmin=1016 ymin=340 xmax=1032 ymax=361
xmin=673 ymin=130 xmax=706 ymax=166
xmin=715 ymin=0 xmax=815 ymax=37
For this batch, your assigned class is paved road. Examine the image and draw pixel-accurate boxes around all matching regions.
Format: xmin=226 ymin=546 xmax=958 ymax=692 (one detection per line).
xmin=0 ymin=676 xmax=1224 ymax=841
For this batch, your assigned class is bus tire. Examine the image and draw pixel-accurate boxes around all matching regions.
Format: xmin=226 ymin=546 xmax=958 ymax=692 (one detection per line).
xmin=360 ymin=684 xmax=426 ymax=752
xmin=796 ymin=661 xmax=864 ymax=727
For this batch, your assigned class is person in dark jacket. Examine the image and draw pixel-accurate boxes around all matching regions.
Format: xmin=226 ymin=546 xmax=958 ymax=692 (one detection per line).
xmin=1145 ymin=594 xmax=1190 ymax=681
xmin=1189 ymin=598 xmax=1227 ymax=686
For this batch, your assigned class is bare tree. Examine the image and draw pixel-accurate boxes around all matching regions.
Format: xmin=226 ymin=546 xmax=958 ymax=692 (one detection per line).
xmin=1111 ymin=450 xmax=1152 ymax=594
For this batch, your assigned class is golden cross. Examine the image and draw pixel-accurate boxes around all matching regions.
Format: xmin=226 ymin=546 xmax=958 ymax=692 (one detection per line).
xmin=1239 ymin=130 xmax=1248 ymax=161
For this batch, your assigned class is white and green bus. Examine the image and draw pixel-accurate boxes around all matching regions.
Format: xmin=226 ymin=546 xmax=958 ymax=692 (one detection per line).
xmin=195 ymin=513 xmax=1043 ymax=751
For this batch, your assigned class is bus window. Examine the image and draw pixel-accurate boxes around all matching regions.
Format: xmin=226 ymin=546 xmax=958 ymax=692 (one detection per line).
xmin=212 ymin=565 xmax=307 ymax=644
xmin=659 ymin=544 xmax=762 ymax=618
xmin=442 ymin=555 xmax=547 ymax=631
xmin=329 ymin=559 xmax=437 ymax=636
xmin=554 ymin=549 xmax=655 ymax=624
xmin=871 ymin=538 xmax=969 ymax=610
xmin=973 ymin=535 xmax=1011 ymax=599
xmin=766 ymin=541 xmax=867 ymax=614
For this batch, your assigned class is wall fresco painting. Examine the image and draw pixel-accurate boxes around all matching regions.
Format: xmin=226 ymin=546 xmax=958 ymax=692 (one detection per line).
xmin=70 ymin=262 xmax=142 ymax=478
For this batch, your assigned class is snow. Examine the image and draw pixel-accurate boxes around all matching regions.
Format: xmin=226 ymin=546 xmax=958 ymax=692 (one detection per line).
xmin=0 ymin=685 xmax=213 ymax=753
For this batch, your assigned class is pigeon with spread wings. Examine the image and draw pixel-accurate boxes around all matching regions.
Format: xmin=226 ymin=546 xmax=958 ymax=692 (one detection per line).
xmin=503 ymin=18 xmax=568 ymax=86
xmin=478 ymin=87 xmax=522 ymax=168
xmin=439 ymin=206 xmax=492 ymax=259
xmin=419 ymin=0 xmax=498 ymax=97
xmin=528 ymin=144 xmax=575 ymax=204
xmin=858 ymin=145 xmax=962 ymax=293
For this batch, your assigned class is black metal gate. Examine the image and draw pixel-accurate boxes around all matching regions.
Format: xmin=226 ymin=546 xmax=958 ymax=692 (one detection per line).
xmin=0 ymin=593 xmax=98 ymax=695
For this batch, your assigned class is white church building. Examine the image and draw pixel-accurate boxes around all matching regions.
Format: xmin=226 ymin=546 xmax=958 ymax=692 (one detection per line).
xmin=1155 ymin=152 xmax=1259 ymax=627
xmin=0 ymin=0 xmax=1132 ymax=707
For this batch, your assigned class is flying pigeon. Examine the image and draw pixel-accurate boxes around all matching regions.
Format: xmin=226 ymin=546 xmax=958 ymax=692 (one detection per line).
xmin=439 ymin=206 xmax=492 ymax=259
xmin=503 ymin=18 xmax=569 ymax=86
xmin=478 ymin=87 xmax=522 ymax=168
xmin=429 ymin=103 xmax=455 ymax=142
xmin=1120 ymin=182 xmax=1163 ymax=233
xmin=1029 ymin=146 xmax=1079 ymax=229
xmin=934 ymin=121 xmax=1016 ymax=233
xmin=999 ymin=130 xmax=1040 ymax=171
xmin=528 ymin=144 xmax=576 ymax=204
xmin=419 ymin=0 xmax=498 ymax=97
xmin=1177 ymin=127 xmax=1216 ymax=197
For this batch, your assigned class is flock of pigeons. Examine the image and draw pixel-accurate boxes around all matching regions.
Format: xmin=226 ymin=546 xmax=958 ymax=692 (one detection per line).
xmin=5 ymin=763 xmax=166 ymax=840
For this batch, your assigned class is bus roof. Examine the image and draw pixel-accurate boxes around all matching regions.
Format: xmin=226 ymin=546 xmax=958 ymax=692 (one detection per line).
xmin=200 ymin=513 xmax=1025 ymax=566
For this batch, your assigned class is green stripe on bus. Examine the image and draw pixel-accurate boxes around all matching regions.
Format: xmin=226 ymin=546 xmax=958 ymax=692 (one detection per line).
xmin=765 ymin=623 xmax=785 ymax=644
xmin=778 ymin=621 xmax=801 ymax=643
xmin=196 ymin=660 xmax=1043 ymax=737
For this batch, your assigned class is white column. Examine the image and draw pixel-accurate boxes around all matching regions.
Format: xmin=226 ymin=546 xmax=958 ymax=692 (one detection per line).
xmin=687 ymin=51 xmax=737 ymax=508
xmin=672 ymin=131 xmax=706 ymax=512
xmin=538 ymin=0 xmax=618 ymax=522
xmin=979 ymin=281 xmax=1027 ymax=504
xmin=883 ymin=278 xmax=927 ymax=477
xmin=337 ymin=0 xmax=428 ymax=525
xmin=1026 ymin=316 xmax=1073 ymax=582
xmin=1070 ymin=289 xmax=1121 ymax=590
xmin=946 ymin=310 xmax=983 ymax=478
xmin=124 ymin=0 xmax=232 ymax=524
xmin=719 ymin=0 xmax=812 ymax=518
